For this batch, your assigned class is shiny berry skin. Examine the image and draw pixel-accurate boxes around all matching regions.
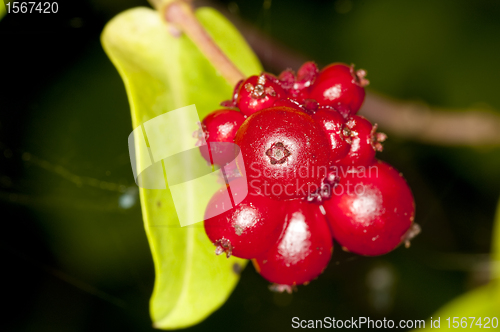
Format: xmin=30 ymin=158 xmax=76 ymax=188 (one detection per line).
xmin=323 ymin=160 xmax=415 ymax=256
xmin=253 ymin=200 xmax=333 ymax=286
xmin=311 ymin=107 xmax=351 ymax=163
xmin=337 ymin=115 xmax=386 ymax=167
xmin=273 ymin=98 xmax=304 ymax=112
xmin=236 ymin=74 xmax=286 ymax=116
xmin=235 ymin=106 xmax=331 ymax=200
xmin=308 ymin=63 xmax=368 ymax=117
xmin=204 ymin=178 xmax=287 ymax=259
xmin=199 ymin=109 xmax=245 ymax=166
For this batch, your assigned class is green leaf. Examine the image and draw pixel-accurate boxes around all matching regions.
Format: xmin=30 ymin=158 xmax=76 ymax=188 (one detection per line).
xmin=417 ymin=197 xmax=500 ymax=332
xmin=101 ymin=6 xmax=262 ymax=329
xmin=417 ymin=283 xmax=500 ymax=331
xmin=1 ymin=1 xmax=6 ymax=20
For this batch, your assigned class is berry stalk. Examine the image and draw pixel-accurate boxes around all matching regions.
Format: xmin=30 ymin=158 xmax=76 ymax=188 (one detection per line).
xmin=164 ymin=1 xmax=245 ymax=86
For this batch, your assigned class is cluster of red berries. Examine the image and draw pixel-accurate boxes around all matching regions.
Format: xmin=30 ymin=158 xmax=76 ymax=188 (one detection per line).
xmin=200 ymin=62 xmax=418 ymax=291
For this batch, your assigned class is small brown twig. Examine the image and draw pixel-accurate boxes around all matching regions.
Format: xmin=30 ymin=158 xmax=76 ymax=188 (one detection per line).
xmin=204 ymin=1 xmax=500 ymax=147
xmin=150 ymin=0 xmax=500 ymax=146
xmin=360 ymin=94 xmax=500 ymax=146
xmin=149 ymin=0 xmax=245 ymax=86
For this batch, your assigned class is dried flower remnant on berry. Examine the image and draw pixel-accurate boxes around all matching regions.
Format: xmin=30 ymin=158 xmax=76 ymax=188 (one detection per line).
xmin=265 ymin=142 xmax=291 ymax=164
xmin=214 ymin=238 xmax=233 ymax=258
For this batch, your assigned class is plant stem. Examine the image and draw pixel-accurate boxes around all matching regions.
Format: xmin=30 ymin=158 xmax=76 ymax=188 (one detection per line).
xmin=164 ymin=1 xmax=245 ymax=86
xmin=210 ymin=2 xmax=500 ymax=146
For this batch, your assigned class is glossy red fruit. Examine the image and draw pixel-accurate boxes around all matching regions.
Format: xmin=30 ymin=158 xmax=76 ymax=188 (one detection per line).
xmin=199 ymin=109 xmax=245 ymax=166
xmin=204 ymin=178 xmax=287 ymax=259
xmin=236 ymin=74 xmax=286 ymax=116
xmin=311 ymin=107 xmax=351 ymax=163
xmin=323 ymin=160 xmax=416 ymax=256
xmin=337 ymin=115 xmax=386 ymax=167
xmin=308 ymin=63 xmax=368 ymax=117
xmin=253 ymin=200 xmax=333 ymax=287
xmin=273 ymin=98 xmax=319 ymax=115
xmin=235 ymin=106 xmax=331 ymax=200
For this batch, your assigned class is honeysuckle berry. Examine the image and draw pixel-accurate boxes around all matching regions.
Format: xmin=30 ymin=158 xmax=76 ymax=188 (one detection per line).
xmin=235 ymin=106 xmax=331 ymax=200
xmin=204 ymin=178 xmax=287 ymax=259
xmin=252 ymin=200 xmax=333 ymax=288
xmin=322 ymin=160 xmax=417 ymax=256
xmin=236 ymin=74 xmax=286 ymax=116
xmin=337 ymin=115 xmax=386 ymax=167
xmin=198 ymin=109 xmax=245 ymax=166
xmin=309 ymin=63 xmax=368 ymax=117
xmin=311 ymin=107 xmax=351 ymax=163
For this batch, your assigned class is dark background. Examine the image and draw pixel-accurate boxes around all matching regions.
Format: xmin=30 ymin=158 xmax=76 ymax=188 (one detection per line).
xmin=1 ymin=0 xmax=499 ymax=331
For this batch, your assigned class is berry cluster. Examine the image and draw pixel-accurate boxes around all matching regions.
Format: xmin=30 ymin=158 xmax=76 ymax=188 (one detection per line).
xmin=201 ymin=62 xmax=418 ymax=291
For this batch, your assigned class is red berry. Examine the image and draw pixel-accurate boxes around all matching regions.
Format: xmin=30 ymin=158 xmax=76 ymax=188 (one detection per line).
xmin=337 ymin=115 xmax=386 ymax=167
xmin=311 ymin=107 xmax=351 ymax=163
xmin=235 ymin=106 xmax=331 ymax=200
xmin=308 ymin=63 xmax=368 ymax=116
xmin=199 ymin=109 xmax=245 ymax=166
xmin=323 ymin=160 xmax=416 ymax=256
xmin=204 ymin=178 xmax=287 ymax=259
xmin=253 ymin=200 xmax=333 ymax=287
xmin=236 ymin=74 xmax=285 ymax=116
